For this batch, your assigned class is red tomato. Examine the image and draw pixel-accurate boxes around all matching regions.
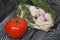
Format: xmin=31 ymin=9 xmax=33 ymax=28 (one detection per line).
xmin=5 ymin=18 xmax=28 ymax=38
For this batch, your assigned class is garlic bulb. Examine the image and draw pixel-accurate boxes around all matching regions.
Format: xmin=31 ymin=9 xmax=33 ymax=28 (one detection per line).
xmin=18 ymin=5 xmax=55 ymax=32
xmin=28 ymin=6 xmax=37 ymax=17
xmin=28 ymin=6 xmax=41 ymax=17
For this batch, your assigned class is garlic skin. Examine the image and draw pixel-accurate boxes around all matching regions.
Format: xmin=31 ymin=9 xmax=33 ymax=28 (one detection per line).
xmin=36 ymin=16 xmax=45 ymax=23
xmin=29 ymin=6 xmax=36 ymax=10
xmin=44 ymin=13 xmax=52 ymax=21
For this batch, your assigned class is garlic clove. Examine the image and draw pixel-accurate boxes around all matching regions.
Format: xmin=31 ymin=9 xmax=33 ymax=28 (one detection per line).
xmin=38 ymin=8 xmax=45 ymax=16
xmin=44 ymin=13 xmax=52 ymax=21
xmin=36 ymin=16 xmax=45 ymax=23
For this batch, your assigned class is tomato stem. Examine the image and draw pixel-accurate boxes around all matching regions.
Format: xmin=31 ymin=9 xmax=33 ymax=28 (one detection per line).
xmin=16 ymin=5 xmax=22 ymax=23
xmin=16 ymin=18 xmax=18 ymax=23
